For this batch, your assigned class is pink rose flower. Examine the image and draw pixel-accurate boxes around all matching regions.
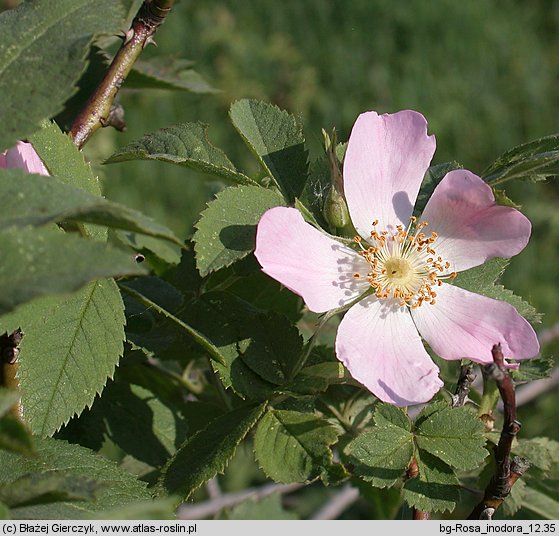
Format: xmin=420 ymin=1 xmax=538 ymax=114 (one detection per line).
xmin=255 ymin=110 xmax=539 ymax=406
xmin=0 ymin=141 xmax=49 ymax=176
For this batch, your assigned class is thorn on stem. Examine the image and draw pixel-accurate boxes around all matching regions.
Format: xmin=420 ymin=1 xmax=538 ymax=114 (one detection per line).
xmin=479 ymin=507 xmax=495 ymax=520
xmin=100 ymin=103 xmax=127 ymax=132
xmin=69 ymin=0 xmax=176 ymax=148
xmin=123 ymin=28 xmax=135 ymax=45
xmin=144 ymin=36 xmax=158 ymax=47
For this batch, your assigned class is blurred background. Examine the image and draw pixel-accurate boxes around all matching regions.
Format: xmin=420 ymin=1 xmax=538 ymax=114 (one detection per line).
xmin=2 ymin=0 xmax=558 ymax=518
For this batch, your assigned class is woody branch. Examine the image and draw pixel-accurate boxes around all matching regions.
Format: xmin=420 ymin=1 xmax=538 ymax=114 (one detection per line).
xmin=468 ymin=344 xmax=530 ymax=520
xmin=70 ymin=0 xmax=176 ymax=148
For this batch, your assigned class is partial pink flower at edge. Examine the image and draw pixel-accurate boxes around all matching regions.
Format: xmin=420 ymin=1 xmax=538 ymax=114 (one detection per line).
xmin=0 ymin=141 xmax=49 ymax=176
xmin=255 ymin=110 xmax=539 ymax=407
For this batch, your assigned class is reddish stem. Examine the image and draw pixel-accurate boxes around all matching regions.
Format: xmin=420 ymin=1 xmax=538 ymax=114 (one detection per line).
xmin=468 ymin=344 xmax=529 ymax=519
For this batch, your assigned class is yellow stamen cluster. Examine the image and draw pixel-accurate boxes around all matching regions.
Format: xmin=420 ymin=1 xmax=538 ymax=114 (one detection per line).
xmin=353 ymin=217 xmax=456 ymax=308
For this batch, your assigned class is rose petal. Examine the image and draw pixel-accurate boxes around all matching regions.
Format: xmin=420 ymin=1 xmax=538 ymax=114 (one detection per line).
xmin=343 ymin=110 xmax=436 ymax=238
xmin=336 ymin=296 xmax=443 ymax=406
xmin=5 ymin=141 xmax=49 ymax=176
xmin=255 ymin=207 xmax=370 ymax=313
xmin=420 ymin=169 xmax=531 ymax=272
xmin=0 ymin=153 xmax=6 ymax=169
xmin=411 ymin=282 xmax=540 ymax=363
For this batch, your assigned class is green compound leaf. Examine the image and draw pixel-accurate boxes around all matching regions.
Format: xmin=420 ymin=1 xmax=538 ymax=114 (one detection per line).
xmin=105 ymin=122 xmax=254 ymax=185
xmin=0 ymin=437 xmax=149 ymax=518
xmin=0 ymin=227 xmax=145 ymax=316
xmin=452 ymin=258 xmax=541 ymax=323
xmin=0 ymin=279 xmax=125 ymax=436
xmin=483 ymin=134 xmax=559 ymax=186
xmin=229 ymin=99 xmax=309 ymax=202
xmin=402 ymin=450 xmax=460 ymax=513
xmin=0 ymin=170 xmax=182 ymax=246
xmin=193 ymin=184 xmax=285 ymax=277
xmin=414 ymin=403 xmax=487 ymax=471
xmin=126 ymin=58 xmax=218 ymax=94
xmin=345 ymin=405 xmax=413 ymax=488
xmin=158 ymin=403 xmax=266 ymax=501
xmin=0 ymin=0 xmax=124 ymax=152
xmin=254 ymin=409 xmax=340 ymax=484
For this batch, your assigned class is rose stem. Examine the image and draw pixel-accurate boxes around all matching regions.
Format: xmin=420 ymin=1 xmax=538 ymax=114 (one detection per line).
xmin=70 ymin=0 xmax=176 ymax=148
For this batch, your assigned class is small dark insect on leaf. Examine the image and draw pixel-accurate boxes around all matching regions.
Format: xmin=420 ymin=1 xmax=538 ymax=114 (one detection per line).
xmin=133 ymin=253 xmax=146 ymax=263
xmin=0 ymin=328 xmax=24 ymax=364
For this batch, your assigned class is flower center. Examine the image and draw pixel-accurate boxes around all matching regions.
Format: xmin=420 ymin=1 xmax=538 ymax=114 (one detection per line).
xmin=383 ymin=257 xmax=413 ymax=283
xmin=353 ymin=217 xmax=457 ymax=307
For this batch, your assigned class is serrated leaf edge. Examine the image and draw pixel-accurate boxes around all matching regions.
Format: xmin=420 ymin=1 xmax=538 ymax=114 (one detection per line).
xmin=192 ymin=184 xmax=283 ymax=277
xmin=253 ymin=409 xmax=339 ymax=484
xmin=104 ymin=122 xmax=255 ymax=186
xmin=229 ymin=99 xmax=309 ymax=200
xmin=19 ymin=279 xmax=125 ymax=436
